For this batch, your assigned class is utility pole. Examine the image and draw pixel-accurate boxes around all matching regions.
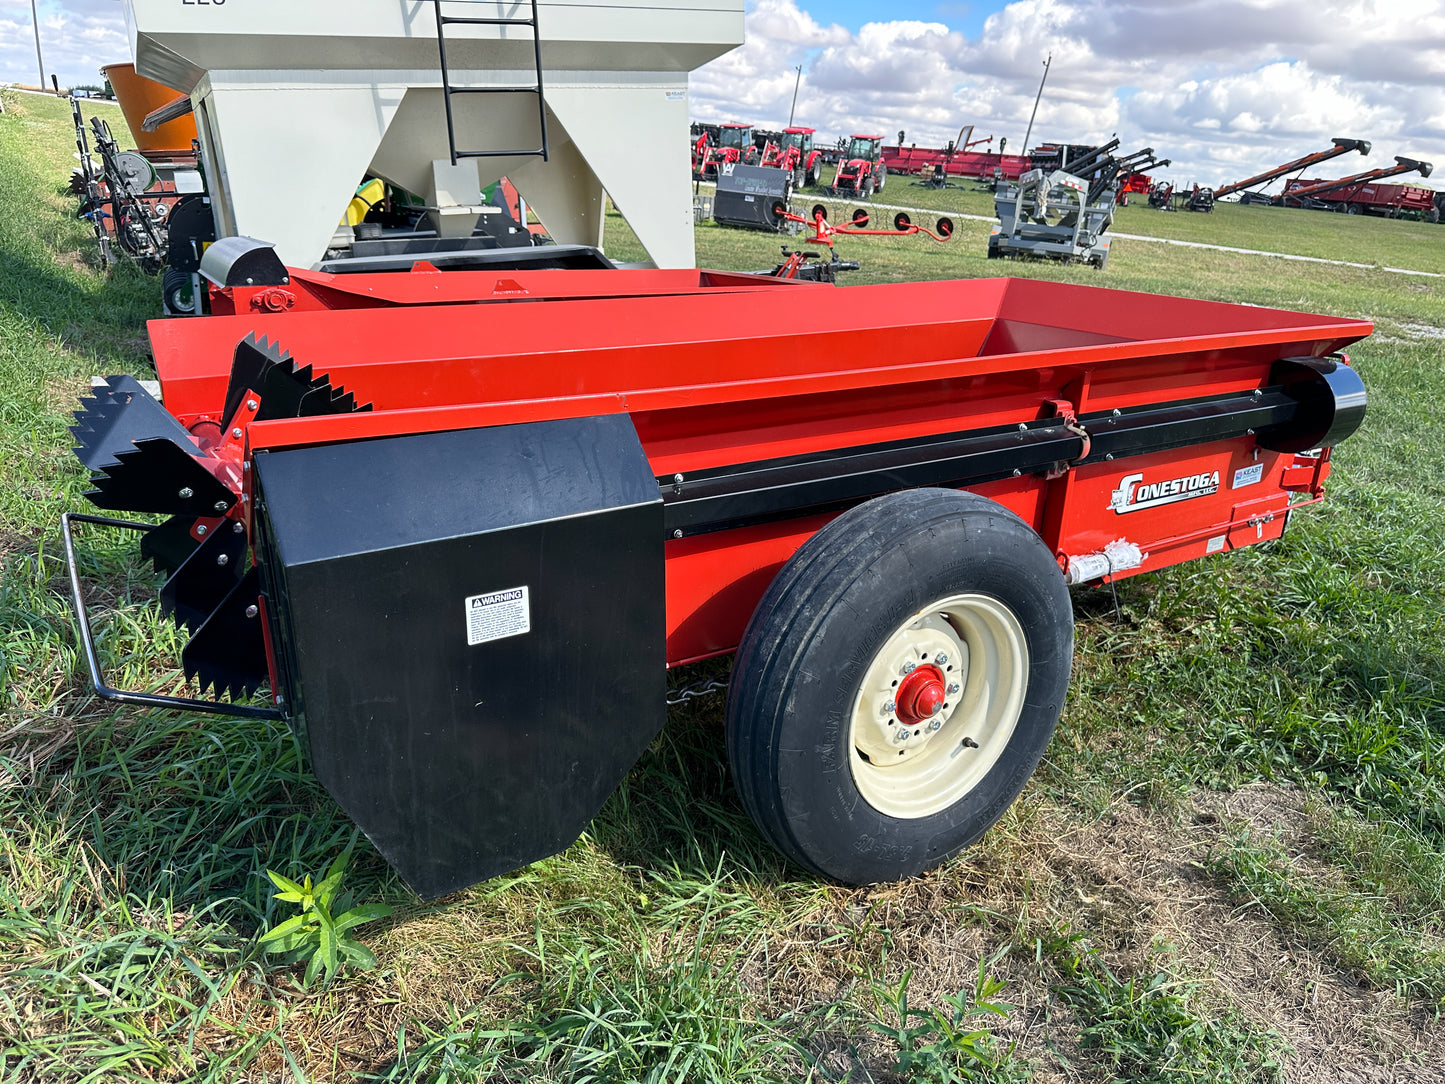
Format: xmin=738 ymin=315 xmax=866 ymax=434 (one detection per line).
xmin=1022 ymin=52 xmax=1051 ymax=154
xmin=30 ymin=0 xmax=47 ymax=92
xmin=787 ymin=65 xmax=802 ymax=127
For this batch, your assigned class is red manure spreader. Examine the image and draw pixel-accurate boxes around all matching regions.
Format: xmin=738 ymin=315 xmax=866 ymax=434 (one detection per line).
xmin=67 ymin=245 xmax=1368 ymax=897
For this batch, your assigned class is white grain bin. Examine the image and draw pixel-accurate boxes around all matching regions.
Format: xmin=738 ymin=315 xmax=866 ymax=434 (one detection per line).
xmin=121 ymin=0 xmax=743 ymax=268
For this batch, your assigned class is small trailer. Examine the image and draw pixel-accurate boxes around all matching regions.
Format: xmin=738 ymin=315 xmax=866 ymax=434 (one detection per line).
xmin=66 ymin=251 xmax=1368 ymax=898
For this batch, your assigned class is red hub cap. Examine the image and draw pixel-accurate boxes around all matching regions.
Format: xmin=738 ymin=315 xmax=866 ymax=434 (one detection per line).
xmin=895 ymin=664 xmax=946 ymax=725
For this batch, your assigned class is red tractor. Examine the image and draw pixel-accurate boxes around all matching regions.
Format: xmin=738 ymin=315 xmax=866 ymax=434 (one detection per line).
xmin=761 ymin=126 xmax=825 ymax=188
xmin=696 ymin=122 xmax=759 ymax=180
xmin=830 ymin=134 xmax=888 ymax=197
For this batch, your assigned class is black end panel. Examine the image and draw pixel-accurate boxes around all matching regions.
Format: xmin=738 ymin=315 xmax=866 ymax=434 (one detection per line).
xmin=253 ymin=417 xmax=664 ymax=899
xmin=713 ymin=165 xmax=791 ymax=231
xmin=1257 ymin=356 xmax=1367 ymax=453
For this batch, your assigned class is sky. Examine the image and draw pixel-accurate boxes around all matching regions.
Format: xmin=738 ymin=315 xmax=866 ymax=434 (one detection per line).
xmin=4 ymin=0 xmax=1443 ymax=189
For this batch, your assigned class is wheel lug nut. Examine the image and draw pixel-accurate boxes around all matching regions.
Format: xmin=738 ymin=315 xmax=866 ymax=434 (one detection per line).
xmin=927 ymin=719 xmax=942 ymax=732
xmin=901 ymin=661 xmax=917 ymax=675
xmin=947 ymin=683 xmax=961 ymax=695
xmin=883 ymin=700 xmax=897 ymax=714
xmin=935 ymin=652 xmax=948 ymax=665
xmin=898 ymin=729 xmax=910 ymax=740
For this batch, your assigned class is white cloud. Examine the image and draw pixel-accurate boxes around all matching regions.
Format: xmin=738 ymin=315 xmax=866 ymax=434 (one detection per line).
xmin=0 ymin=0 xmax=127 ymax=90
xmin=7 ymin=0 xmax=1441 ymax=191
xmin=690 ymin=0 xmax=1445 ymax=189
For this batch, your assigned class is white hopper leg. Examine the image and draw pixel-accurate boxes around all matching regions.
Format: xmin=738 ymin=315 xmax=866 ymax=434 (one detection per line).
xmin=543 ymin=84 xmax=694 ymax=269
xmin=200 ymin=79 xmax=401 ymax=269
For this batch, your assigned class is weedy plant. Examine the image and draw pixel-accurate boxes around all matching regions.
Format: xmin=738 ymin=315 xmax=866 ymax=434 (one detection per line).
xmin=866 ymin=953 xmax=1019 ymax=1083
xmin=1052 ymin=944 xmax=1287 ymax=1083
xmin=259 ymin=840 xmax=394 ymax=986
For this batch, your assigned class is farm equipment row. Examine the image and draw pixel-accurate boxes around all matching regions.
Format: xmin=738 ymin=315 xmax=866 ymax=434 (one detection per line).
xmin=60 ymin=0 xmax=1375 ymax=905
xmin=1192 ymin=137 xmax=1437 ymax=220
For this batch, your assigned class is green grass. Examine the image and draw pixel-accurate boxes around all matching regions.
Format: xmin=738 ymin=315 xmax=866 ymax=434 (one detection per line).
xmin=1050 ymin=942 xmax=1287 ymax=1083
xmin=4 ymin=84 xmax=1445 ymax=1080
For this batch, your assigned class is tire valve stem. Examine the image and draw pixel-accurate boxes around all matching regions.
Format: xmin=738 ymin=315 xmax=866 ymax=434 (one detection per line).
xmin=961 ymin=736 xmax=979 ymax=749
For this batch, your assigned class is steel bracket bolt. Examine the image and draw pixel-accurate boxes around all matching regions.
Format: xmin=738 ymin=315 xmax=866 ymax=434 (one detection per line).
xmin=245 ymin=604 xmax=258 ymax=618
xmin=231 ymin=427 xmax=244 ymax=439
xmin=214 ymin=500 xmax=228 ymax=512
xmin=233 ymin=521 xmax=245 ymax=534
xmin=672 ymin=529 xmax=683 ymax=539
xmin=216 ymin=553 xmax=229 ymax=566
xmin=195 ymin=524 xmax=207 ymax=536
xmin=178 ymin=487 xmax=194 ymax=499
xmin=246 ymin=399 xmax=259 ymax=412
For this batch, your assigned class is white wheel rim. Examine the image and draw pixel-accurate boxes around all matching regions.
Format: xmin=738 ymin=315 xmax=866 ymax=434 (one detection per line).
xmin=848 ymin=593 xmax=1029 ymax=819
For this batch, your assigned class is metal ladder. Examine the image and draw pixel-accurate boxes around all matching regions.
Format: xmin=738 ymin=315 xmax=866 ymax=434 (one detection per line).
xmin=432 ymin=0 xmax=550 ymax=166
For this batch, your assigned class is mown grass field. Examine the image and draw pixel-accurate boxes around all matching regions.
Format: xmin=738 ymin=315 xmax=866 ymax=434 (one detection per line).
xmin=4 ymin=85 xmax=1445 ymax=1082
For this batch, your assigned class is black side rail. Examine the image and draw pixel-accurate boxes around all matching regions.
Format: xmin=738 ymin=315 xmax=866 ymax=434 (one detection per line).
xmin=60 ymin=512 xmax=284 ymax=720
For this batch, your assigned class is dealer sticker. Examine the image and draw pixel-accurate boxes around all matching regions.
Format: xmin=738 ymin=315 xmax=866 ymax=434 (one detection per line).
xmin=1231 ymin=463 xmax=1265 ymax=489
xmin=465 ymin=586 xmax=530 ymax=646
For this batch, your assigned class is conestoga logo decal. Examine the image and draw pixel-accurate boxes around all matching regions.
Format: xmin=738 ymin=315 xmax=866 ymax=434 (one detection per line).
xmin=1109 ymin=470 xmax=1220 ymax=514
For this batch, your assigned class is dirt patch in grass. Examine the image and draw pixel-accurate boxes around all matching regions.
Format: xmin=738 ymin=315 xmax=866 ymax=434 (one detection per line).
xmin=1040 ymin=784 xmax=1441 ymax=1082
xmin=751 ymin=784 xmax=1441 ymax=1082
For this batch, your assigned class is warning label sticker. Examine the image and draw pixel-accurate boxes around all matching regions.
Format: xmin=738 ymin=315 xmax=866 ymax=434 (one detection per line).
xmin=465 ymin=586 xmax=530 ymax=646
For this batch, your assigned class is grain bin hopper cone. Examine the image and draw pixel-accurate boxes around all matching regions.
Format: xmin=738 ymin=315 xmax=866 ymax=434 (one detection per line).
xmin=120 ymin=0 xmax=743 ymax=269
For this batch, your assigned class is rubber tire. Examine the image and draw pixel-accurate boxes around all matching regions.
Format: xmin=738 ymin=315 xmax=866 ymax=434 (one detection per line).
xmin=877 ymin=164 xmax=887 ymax=192
xmin=725 ymin=488 xmax=1073 ymax=884
xmin=806 ymin=163 xmax=819 ymax=187
xmin=1346 ymin=203 xmax=1360 ymax=215
xmin=161 ymin=267 xmax=195 ymax=315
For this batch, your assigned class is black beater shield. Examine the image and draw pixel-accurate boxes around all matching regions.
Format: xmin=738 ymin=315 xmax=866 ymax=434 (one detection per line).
xmin=253 ymin=415 xmax=665 ymax=898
